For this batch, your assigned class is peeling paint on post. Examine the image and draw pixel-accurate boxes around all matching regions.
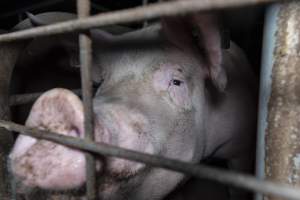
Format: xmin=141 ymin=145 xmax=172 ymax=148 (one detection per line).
xmin=265 ymin=2 xmax=300 ymax=200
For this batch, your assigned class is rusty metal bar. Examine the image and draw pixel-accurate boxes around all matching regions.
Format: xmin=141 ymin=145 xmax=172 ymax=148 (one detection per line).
xmin=1 ymin=120 xmax=300 ymax=200
xmin=9 ymin=89 xmax=82 ymax=106
xmin=264 ymin=1 xmax=300 ymax=200
xmin=0 ymin=0 xmax=280 ymax=43
xmin=77 ymin=0 xmax=97 ymax=199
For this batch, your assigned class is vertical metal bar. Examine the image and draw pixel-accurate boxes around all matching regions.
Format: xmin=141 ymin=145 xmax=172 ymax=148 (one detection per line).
xmin=255 ymin=4 xmax=279 ymax=200
xmin=0 ymin=42 xmax=26 ymax=200
xmin=77 ymin=0 xmax=97 ymax=199
xmin=264 ymin=1 xmax=300 ymax=200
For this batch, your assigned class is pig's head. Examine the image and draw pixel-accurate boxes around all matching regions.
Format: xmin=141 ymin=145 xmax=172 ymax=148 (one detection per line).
xmin=10 ymin=14 xmax=227 ymax=199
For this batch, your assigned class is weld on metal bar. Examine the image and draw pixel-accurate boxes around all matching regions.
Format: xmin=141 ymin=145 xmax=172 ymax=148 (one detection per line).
xmin=1 ymin=120 xmax=300 ymax=200
xmin=9 ymin=89 xmax=82 ymax=106
xmin=77 ymin=0 xmax=97 ymax=199
xmin=0 ymin=0 xmax=279 ymax=43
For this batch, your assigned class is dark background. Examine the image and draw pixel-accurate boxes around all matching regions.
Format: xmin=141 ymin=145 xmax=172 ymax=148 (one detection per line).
xmin=0 ymin=0 xmax=157 ymax=29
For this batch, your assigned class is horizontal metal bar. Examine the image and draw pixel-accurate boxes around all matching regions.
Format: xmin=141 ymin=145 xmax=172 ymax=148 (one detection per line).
xmin=1 ymin=120 xmax=300 ymax=200
xmin=9 ymin=89 xmax=82 ymax=106
xmin=0 ymin=0 xmax=279 ymax=43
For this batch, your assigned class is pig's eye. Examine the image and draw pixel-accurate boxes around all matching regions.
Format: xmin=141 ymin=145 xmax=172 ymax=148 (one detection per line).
xmin=172 ymin=79 xmax=183 ymax=86
xmin=168 ymin=77 xmax=191 ymax=109
xmin=153 ymin=66 xmax=192 ymax=110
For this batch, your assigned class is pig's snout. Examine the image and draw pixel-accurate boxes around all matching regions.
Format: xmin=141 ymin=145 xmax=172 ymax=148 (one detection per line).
xmin=10 ymin=88 xmax=154 ymax=192
xmin=9 ymin=89 xmax=88 ymax=191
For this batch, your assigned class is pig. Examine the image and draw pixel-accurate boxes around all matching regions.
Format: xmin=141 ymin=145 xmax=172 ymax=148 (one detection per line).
xmin=9 ymin=13 xmax=257 ymax=200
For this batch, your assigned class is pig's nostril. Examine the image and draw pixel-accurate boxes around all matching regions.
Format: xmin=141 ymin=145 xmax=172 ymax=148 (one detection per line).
xmin=131 ymin=122 xmax=145 ymax=135
xmin=69 ymin=126 xmax=81 ymax=137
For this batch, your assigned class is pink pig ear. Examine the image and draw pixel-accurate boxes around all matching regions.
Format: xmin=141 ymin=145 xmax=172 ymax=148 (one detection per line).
xmin=162 ymin=13 xmax=227 ymax=91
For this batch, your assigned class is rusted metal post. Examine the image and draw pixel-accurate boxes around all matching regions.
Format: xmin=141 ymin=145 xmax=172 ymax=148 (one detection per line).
xmin=77 ymin=0 xmax=97 ymax=199
xmin=265 ymin=1 xmax=300 ymax=200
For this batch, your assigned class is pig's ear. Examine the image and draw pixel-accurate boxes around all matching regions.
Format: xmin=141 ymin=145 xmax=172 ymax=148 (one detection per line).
xmin=162 ymin=13 xmax=227 ymax=91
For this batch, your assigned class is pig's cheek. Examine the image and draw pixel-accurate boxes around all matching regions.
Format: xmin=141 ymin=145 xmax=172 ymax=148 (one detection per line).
xmin=153 ymin=68 xmax=171 ymax=91
xmin=169 ymin=85 xmax=192 ymax=110
xmin=12 ymin=141 xmax=86 ymax=190
xmin=108 ymin=142 xmax=154 ymax=177
xmin=108 ymin=124 xmax=154 ymax=177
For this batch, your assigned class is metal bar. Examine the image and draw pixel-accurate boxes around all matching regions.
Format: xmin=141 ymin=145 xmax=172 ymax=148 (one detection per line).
xmin=0 ymin=42 xmax=27 ymax=200
xmin=264 ymin=1 xmax=300 ymax=200
xmin=9 ymin=89 xmax=82 ymax=106
xmin=0 ymin=0 xmax=281 ymax=43
xmin=1 ymin=120 xmax=300 ymax=200
xmin=77 ymin=0 xmax=97 ymax=200
xmin=255 ymin=4 xmax=279 ymax=200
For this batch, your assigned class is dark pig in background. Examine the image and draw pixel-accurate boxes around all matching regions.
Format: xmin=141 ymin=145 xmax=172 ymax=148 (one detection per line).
xmin=9 ymin=11 xmax=257 ymax=200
